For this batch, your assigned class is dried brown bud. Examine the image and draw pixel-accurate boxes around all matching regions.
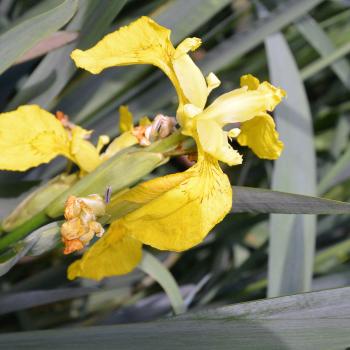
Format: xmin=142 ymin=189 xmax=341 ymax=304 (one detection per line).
xmin=61 ymin=194 xmax=106 ymax=254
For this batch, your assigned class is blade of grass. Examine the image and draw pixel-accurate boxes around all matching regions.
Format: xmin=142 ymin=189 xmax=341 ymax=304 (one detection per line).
xmin=261 ymin=4 xmax=317 ymax=297
xmin=0 ymin=287 xmax=99 ymax=315
xmin=232 ymin=186 xmax=350 ymax=214
xmin=318 ymin=146 xmax=350 ymax=194
xmin=0 ymin=287 xmax=349 ymax=349
xmin=296 ymin=14 xmax=350 ymax=89
xmin=138 ymin=251 xmax=186 ymax=315
xmin=0 ymin=0 xmax=78 ymax=75
xmin=15 ymin=31 xmax=79 ymax=64
xmin=200 ymin=0 xmax=325 ymax=74
xmin=301 ymin=40 xmax=350 ymax=80
xmin=7 ymin=0 xmax=127 ymax=110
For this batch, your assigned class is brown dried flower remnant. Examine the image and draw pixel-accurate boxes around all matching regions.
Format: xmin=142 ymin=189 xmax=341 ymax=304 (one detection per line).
xmin=61 ymin=194 xmax=106 ymax=254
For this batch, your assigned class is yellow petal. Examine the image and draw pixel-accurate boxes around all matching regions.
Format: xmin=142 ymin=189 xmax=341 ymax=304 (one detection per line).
xmin=100 ymin=132 xmax=138 ymax=161
xmin=240 ymin=74 xmax=260 ymax=90
xmin=237 ymin=113 xmax=284 ymax=159
xmin=173 ymin=37 xmax=202 ymax=59
xmin=71 ymin=16 xmax=174 ymax=73
xmin=0 ymin=105 xmax=70 ymax=171
xmin=70 ymin=126 xmax=101 ymax=172
xmin=173 ymin=39 xmax=207 ymax=109
xmin=109 ymin=158 xmax=232 ymax=251
xmin=71 ymin=16 xmax=187 ymax=110
xmin=139 ymin=116 xmax=152 ymax=126
xmin=206 ymin=72 xmax=221 ymax=95
xmin=197 ymin=119 xmax=243 ymax=166
xmin=96 ymin=135 xmax=110 ymax=153
xmin=200 ymin=82 xmax=285 ymax=124
xmin=119 ymin=105 xmax=133 ymax=132
xmin=68 ymin=222 xmax=142 ymax=280
xmin=227 ymin=128 xmax=241 ymax=139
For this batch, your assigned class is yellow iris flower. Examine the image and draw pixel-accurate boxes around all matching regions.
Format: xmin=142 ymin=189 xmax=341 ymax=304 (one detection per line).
xmin=0 ymin=105 xmax=108 ymax=173
xmin=67 ymin=16 xmax=285 ymax=280
xmin=0 ymin=103 xmax=153 ymax=175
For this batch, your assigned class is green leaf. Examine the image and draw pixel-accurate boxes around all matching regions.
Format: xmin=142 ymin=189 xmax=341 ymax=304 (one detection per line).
xmin=233 ymin=186 xmax=350 ymax=214
xmin=0 ymin=0 xmax=78 ymax=75
xmin=0 ymin=287 xmax=349 ymax=349
xmin=0 ymin=287 xmax=98 ymax=315
xmin=330 ymin=114 xmax=350 ymax=159
xmin=301 ymin=40 xmax=350 ymax=80
xmin=15 ymin=30 xmax=79 ymax=64
xmin=318 ymin=146 xmax=350 ymax=194
xmin=296 ymin=14 xmax=350 ymax=89
xmin=7 ymin=0 xmax=127 ymax=110
xmin=0 ymin=238 xmax=35 ymax=277
xmin=0 ymin=222 xmax=60 ymax=276
xmin=138 ymin=251 xmax=186 ymax=315
xmin=200 ymin=0 xmax=325 ymax=73
xmin=261 ymin=4 xmax=317 ymax=297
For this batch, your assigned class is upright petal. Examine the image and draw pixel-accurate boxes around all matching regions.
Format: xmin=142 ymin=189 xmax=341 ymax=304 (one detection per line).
xmin=68 ymin=222 xmax=142 ymax=280
xmin=119 ymin=105 xmax=133 ymax=133
xmin=206 ymin=72 xmax=221 ymax=95
xmin=237 ymin=113 xmax=284 ymax=159
xmin=172 ymin=38 xmax=207 ymax=109
xmin=108 ymin=158 xmax=232 ymax=251
xmin=0 ymin=105 xmax=70 ymax=171
xmin=197 ymin=119 xmax=243 ymax=166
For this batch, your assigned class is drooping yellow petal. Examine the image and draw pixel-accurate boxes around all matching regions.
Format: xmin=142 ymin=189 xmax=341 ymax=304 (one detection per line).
xmin=237 ymin=113 xmax=284 ymax=159
xmin=71 ymin=16 xmax=186 ymax=105
xmin=68 ymin=222 xmax=142 ymax=280
xmin=173 ymin=37 xmax=207 ymax=110
xmin=199 ymin=82 xmax=286 ymax=124
xmin=119 ymin=105 xmax=133 ymax=133
xmin=0 ymin=105 xmax=70 ymax=171
xmin=70 ymin=126 xmax=101 ymax=172
xmin=197 ymin=120 xmax=243 ymax=166
xmin=108 ymin=157 xmax=232 ymax=252
xmin=71 ymin=16 xmax=174 ymax=74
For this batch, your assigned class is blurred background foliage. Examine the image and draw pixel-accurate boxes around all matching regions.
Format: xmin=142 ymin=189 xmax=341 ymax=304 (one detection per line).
xmin=0 ymin=0 xmax=350 ymax=347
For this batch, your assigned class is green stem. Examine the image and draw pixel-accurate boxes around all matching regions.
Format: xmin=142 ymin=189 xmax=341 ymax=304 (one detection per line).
xmin=0 ymin=211 xmax=49 ymax=253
